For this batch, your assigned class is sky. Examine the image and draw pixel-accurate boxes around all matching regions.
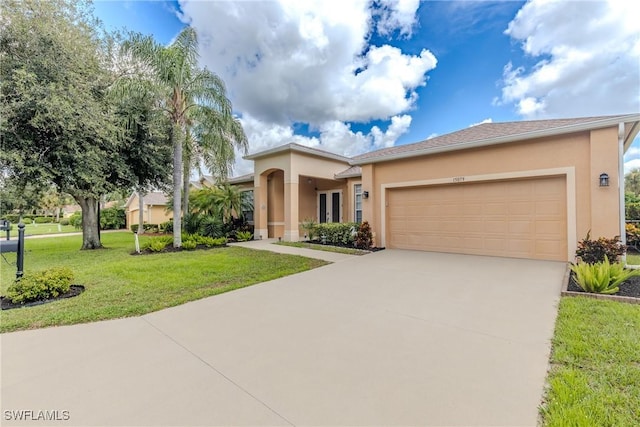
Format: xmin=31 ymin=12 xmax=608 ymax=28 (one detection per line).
xmin=94 ymin=0 xmax=640 ymax=177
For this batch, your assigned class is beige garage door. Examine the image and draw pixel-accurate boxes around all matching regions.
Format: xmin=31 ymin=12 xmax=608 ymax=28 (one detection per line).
xmin=387 ymin=176 xmax=567 ymax=261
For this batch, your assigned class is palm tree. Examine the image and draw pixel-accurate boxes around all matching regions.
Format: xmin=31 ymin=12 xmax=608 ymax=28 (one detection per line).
xmin=121 ymin=27 xmax=245 ymax=247
xmin=182 ymin=109 xmax=247 ymax=216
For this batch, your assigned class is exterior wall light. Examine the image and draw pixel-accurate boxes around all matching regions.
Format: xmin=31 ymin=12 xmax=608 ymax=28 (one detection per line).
xmin=599 ymin=173 xmax=610 ymax=187
xmin=363 ymin=191 xmax=369 ymax=199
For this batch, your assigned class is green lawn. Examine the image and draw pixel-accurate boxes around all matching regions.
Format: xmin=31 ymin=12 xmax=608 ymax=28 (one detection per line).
xmin=0 ymin=232 xmax=327 ymax=333
xmin=626 ymin=252 xmax=640 ymax=265
xmin=540 ymin=297 xmax=640 ymax=426
xmin=275 ymin=241 xmax=369 ymax=255
xmin=18 ymin=222 xmax=78 ymax=236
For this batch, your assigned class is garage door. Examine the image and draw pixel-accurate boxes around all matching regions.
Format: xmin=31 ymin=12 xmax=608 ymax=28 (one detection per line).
xmin=387 ymin=176 xmax=567 ymax=261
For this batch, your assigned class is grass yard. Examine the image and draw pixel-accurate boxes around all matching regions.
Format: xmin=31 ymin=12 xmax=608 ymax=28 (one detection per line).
xmin=19 ymin=222 xmax=78 ymax=236
xmin=0 ymin=232 xmax=327 ymax=333
xmin=540 ymin=297 xmax=640 ymax=426
xmin=275 ymin=241 xmax=369 ymax=255
xmin=626 ymin=252 xmax=640 ymax=265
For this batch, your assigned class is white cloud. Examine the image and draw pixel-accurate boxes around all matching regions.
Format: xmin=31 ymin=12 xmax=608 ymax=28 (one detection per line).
xmin=499 ymin=0 xmax=640 ymax=118
xmin=469 ymin=118 xmax=493 ymax=127
xmin=232 ymin=113 xmax=412 ymax=176
xmin=178 ymin=0 xmax=433 ymax=173
xmin=375 ymin=0 xmax=421 ymax=37
xmin=625 ymin=159 xmax=640 ymax=174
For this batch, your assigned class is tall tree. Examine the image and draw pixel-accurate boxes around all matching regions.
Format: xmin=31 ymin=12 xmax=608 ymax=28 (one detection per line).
xmin=626 ymin=168 xmax=640 ymax=195
xmin=182 ymin=109 xmax=248 ymax=216
xmin=0 ymin=0 xmax=171 ymax=249
xmin=0 ymin=0 xmax=121 ymax=248
xmin=122 ymin=27 xmax=246 ymax=248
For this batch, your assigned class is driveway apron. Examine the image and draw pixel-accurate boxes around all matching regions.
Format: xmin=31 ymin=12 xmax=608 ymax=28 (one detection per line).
xmin=1 ymin=250 xmax=565 ymax=426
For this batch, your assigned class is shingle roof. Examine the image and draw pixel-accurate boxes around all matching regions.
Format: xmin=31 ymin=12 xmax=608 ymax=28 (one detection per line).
xmin=335 ymin=166 xmax=362 ymax=179
xmin=228 ymin=173 xmax=254 ymax=184
xmin=352 ymin=114 xmax=639 ymax=165
xmin=125 ymin=191 xmax=169 ymax=208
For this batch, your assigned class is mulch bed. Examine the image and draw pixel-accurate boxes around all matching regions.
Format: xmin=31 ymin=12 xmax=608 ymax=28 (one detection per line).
xmin=1 ymin=285 xmax=85 ymax=310
xmin=306 ymin=240 xmax=385 ymax=252
xmin=567 ymin=274 xmax=640 ymax=299
xmin=130 ymin=244 xmax=228 ymax=255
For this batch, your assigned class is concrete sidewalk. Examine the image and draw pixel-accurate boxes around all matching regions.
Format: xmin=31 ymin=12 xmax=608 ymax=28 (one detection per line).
xmin=1 ymin=250 xmax=565 ymax=426
xmin=230 ymin=238 xmax=357 ymax=262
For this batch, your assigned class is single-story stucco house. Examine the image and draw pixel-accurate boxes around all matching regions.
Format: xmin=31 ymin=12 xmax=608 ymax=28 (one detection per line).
xmin=237 ymin=114 xmax=639 ymax=262
xmin=125 ymin=191 xmax=172 ymax=228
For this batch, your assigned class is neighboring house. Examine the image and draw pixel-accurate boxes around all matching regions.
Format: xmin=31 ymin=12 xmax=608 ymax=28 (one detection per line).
xmin=239 ymin=114 xmax=640 ymax=262
xmin=125 ymin=191 xmax=171 ymax=228
xmin=61 ymin=204 xmax=82 ymax=218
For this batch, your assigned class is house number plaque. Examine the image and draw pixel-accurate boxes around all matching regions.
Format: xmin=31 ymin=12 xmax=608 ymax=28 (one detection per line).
xmin=452 ymin=176 xmax=465 ymax=183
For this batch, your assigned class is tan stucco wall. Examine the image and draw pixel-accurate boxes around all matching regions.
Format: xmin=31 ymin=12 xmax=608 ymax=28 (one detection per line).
xmin=253 ymin=149 xmax=351 ymax=241
xmin=126 ymin=197 xmax=171 ymax=229
xmin=364 ymin=127 xmax=621 ymax=258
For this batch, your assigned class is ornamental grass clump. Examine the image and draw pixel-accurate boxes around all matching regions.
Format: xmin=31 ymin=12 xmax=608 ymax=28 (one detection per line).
xmin=6 ymin=267 xmax=74 ymax=304
xmin=570 ymin=256 xmax=640 ymax=294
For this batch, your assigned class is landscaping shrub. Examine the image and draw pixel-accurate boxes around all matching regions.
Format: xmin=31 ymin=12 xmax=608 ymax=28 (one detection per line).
xmin=315 ymin=222 xmax=358 ymax=246
xmin=100 ymin=207 xmax=126 ymax=230
xmin=626 ymin=223 xmax=640 ymax=249
xmin=6 ymin=267 xmax=74 ymax=304
xmin=570 ymin=256 xmax=640 ymax=294
xmin=1 ymin=214 xmax=20 ymax=223
xmin=69 ymin=212 xmax=82 ymax=230
xmin=131 ymin=224 xmax=160 ymax=233
xmin=59 ymin=218 xmax=70 ymax=226
xmin=300 ymin=218 xmax=317 ymax=241
xmin=199 ymin=216 xmax=224 ymax=238
xmin=182 ymin=213 xmax=202 ymax=234
xmin=21 ymin=215 xmax=32 ymax=222
xmin=236 ymin=230 xmax=253 ymax=242
xmin=33 ymin=216 xmax=54 ymax=224
xmin=355 ymin=221 xmax=373 ymax=249
xmin=575 ymin=232 xmax=625 ymax=264
xmin=181 ymin=239 xmax=197 ymax=250
xmin=159 ymin=220 xmax=173 ymax=233
xmin=143 ymin=236 xmax=172 ymax=252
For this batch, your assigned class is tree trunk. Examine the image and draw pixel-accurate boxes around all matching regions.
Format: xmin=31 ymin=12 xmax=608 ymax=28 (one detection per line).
xmin=183 ymin=155 xmax=190 ymax=217
xmin=137 ymin=189 xmax=145 ymax=235
xmin=75 ymin=195 xmax=102 ymax=249
xmin=171 ymin=124 xmax=182 ymax=248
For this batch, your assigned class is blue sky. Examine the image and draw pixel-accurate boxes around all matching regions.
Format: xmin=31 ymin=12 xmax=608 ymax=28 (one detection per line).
xmin=94 ymin=0 xmax=639 ymax=176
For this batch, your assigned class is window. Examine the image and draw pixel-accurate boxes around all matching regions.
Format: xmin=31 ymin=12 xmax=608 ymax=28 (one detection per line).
xmin=354 ymin=184 xmax=362 ymax=223
xmin=242 ymin=190 xmax=254 ymax=222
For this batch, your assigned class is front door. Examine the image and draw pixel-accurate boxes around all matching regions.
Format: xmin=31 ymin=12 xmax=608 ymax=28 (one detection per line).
xmin=318 ymin=191 xmax=342 ymax=223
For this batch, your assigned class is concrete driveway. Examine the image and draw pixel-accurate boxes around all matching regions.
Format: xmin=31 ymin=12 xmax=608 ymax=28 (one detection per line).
xmin=1 ymin=250 xmax=565 ymax=426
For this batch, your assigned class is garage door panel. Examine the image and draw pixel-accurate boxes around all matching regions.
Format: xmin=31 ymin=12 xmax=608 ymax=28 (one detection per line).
xmin=387 ymin=176 xmax=567 ymax=261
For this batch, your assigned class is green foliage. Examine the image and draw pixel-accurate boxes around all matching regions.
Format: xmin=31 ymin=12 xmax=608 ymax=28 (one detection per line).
xmin=181 ymin=240 xmax=197 ymax=250
xmin=59 ymin=218 xmax=70 ymax=226
xmin=131 ymin=224 xmax=160 ymax=233
xmin=575 ymin=232 xmax=625 ymax=264
xmin=300 ymin=218 xmax=318 ymax=241
xmin=33 ymin=216 xmax=55 ymax=224
xmin=100 ymin=207 xmax=126 ymax=230
xmin=198 ymin=215 xmax=225 ymax=238
xmin=315 ymin=222 xmax=358 ymax=246
xmin=570 ymin=256 xmax=640 ymax=294
xmin=236 ymin=231 xmax=253 ymax=242
xmin=69 ymin=212 xmax=82 ymax=230
xmin=182 ymin=233 xmax=226 ymax=248
xmin=1 ymin=214 xmax=20 ymax=223
xmin=6 ymin=267 xmax=74 ymax=304
xmin=355 ymin=221 xmax=373 ymax=249
xmin=626 ymin=223 xmax=640 ymax=249
xmin=143 ymin=236 xmax=172 ymax=252
xmin=159 ymin=220 xmax=173 ymax=233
